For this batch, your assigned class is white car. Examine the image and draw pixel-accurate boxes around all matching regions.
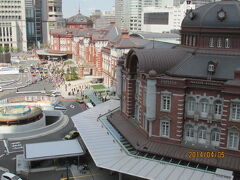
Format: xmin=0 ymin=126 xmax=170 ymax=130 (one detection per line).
xmin=1 ymin=172 xmax=22 ymax=180
xmin=0 ymin=87 xmax=2 ymax=92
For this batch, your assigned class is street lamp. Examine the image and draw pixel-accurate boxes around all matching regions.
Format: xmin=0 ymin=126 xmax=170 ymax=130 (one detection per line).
xmin=66 ymin=160 xmax=69 ymax=180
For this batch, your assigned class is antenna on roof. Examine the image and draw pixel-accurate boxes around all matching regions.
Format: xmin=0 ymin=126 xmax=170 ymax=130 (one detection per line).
xmin=78 ymin=1 xmax=81 ymax=14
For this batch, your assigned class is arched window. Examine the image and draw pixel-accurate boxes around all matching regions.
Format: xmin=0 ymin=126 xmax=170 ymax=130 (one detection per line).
xmin=211 ymin=128 xmax=220 ymax=146
xmin=187 ymin=97 xmax=196 ymax=115
xmin=200 ymin=99 xmax=209 ymax=118
xmin=214 ymin=100 xmax=222 ymax=119
xmin=198 ymin=126 xmax=207 ymax=144
xmin=185 ymin=125 xmax=194 ymax=141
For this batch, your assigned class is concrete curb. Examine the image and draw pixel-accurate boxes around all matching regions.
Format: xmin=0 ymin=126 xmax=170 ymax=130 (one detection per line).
xmin=7 ymin=115 xmax=69 ymax=141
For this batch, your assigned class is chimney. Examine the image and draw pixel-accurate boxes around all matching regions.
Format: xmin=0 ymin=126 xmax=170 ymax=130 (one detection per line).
xmin=234 ymin=68 xmax=240 ymax=80
xmin=121 ymin=29 xmax=129 ymax=38
xmin=110 ymin=22 xmax=116 ymax=25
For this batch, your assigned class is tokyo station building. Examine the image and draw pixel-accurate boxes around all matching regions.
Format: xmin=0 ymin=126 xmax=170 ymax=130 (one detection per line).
xmin=109 ymin=0 xmax=240 ymax=177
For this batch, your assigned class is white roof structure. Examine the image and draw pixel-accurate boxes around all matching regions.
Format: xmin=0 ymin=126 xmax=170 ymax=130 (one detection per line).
xmin=25 ymin=139 xmax=84 ymax=161
xmin=36 ymin=50 xmax=67 ymax=57
xmin=72 ymin=100 xmax=233 ymax=180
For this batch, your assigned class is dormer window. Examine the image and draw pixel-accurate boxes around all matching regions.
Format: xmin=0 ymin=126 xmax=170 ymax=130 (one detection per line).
xmin=208 ymin=64 xmax=215 ymax=72
xmin=207 ymin=61 xmax=217 ymax=74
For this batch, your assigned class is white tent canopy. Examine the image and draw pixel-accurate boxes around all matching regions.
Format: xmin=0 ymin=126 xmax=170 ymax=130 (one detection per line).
xmin=25 ymin=139 xmax=84 ymax=161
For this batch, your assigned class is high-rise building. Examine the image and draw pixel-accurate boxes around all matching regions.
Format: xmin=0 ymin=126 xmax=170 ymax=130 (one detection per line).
xmin=115 ymin=0 xmax=214 ymax=32
xmin=142 ymin=1 xmax=195 ymax=33
xmin=0 ymin=0 xmax=27 ymax=51
xmin=42 ymin=0 xmax=65 ymax=44
xmin=25 ymin=0 xmax=43 ymax=49
xmin=183 ymin=0 xmax=217 ymax=8
xmin=115 ymin=0 xmax=182 ymax=31
xmin=94 ymin=10 xmax=115 ymax=30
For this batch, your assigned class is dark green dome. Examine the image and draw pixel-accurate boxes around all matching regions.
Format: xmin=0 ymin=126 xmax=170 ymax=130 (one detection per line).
xmin=182 ymin=0 xmax=240 ymax=28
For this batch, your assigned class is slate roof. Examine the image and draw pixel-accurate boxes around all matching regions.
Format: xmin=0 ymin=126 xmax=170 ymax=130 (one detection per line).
xmin=167 ymin=52 xmax=240 ymax=80
xmin=103 ymin=24 xmax=121 ymax=41
xmin=182 ymin=0 xmax=240 ymax=28
xmin=108 ymin=110 xmax=240 ymax=172
xmin=130 ymin=32 xmax=180 ymax=39
xmin=50 ymin=28 xmax=95 ymax=37
xmin=128 ymin=47 xmax=190 ymax=74
xmin=67 ymin=13 xmax=93 ymax=24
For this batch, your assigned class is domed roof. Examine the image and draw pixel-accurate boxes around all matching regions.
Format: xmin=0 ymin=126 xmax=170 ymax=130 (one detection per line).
xmin=67 ymin=13 xmax=93 ymax=24
xmin=182 ymin=0 xmax=240 ymax=28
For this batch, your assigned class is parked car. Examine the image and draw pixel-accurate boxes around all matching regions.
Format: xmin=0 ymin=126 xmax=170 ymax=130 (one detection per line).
xmin=1 ymin=172 xmax=22 ymax=180
xmin=64 ymin=130 xmax=79 ymax=140
xmin=0 ymin=87 xmax=2 ymax=92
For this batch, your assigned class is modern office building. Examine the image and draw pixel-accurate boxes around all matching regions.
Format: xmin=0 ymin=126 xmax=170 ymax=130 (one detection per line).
xmin=115 ymin=0 xmax=215 ymax=32
xmin=142 ymin=1 xmax=195 ymax=33
xmin=42 ymin=0 xmax=65 ymax=44
xmin=94 ymin=10 xmax=115 ymax=29
xmin=0 ymin=0 xmax=27 ymax=51
xmin=25 ymin=0 xmax=43 ymax=49
xmin=115 ymin=0 xmax=181 ymax=31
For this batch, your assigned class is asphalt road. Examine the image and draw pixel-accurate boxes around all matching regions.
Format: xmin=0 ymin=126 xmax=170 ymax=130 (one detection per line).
xmin=0 ymin=79 xmax=56 ymax=100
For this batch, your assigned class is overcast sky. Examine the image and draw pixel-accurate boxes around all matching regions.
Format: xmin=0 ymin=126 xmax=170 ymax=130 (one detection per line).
xmin=62 ymin=0 xmax=114 ymax=18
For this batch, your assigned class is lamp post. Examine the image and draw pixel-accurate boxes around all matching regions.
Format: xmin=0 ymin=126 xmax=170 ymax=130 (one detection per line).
xmin=66 ymin=161 xmax=69 ymax=180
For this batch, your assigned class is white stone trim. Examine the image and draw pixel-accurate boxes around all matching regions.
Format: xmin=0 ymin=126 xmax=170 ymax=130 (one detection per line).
xmin=173 ymin=94 xmax=185 ymax=97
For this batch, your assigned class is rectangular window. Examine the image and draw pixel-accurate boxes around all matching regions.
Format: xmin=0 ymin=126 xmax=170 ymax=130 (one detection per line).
xmin=211 ymin=131 xmax=220 ymax=142
xmin=217 ymin=38 xmax=222 ymax=48
xmin=186 ymin=128 xmax=194 ymax=138
xmin=199 ymin=129 xmax=207 ymax=140
xmin=193 ymin=36 xmax=196 ymax=46
xmin=161 ymin=95 xmax=171 ymax=111
xmin=209 ymin=37 xmax=214 ymax=47
xmin=229 ymin=132 xmax=239 ymax=149
xmin=188 ymin=100 xmax=195 ymax=112
xmin=201 ymin=102 xmax=208 ymax=113
xmin=215 ymin=103 xmax=222 ymax=115
xmin=225 ymin=38 xmax=230 ymax=48
xmin=232 ymin=103 xmax=240 ymax=120
xmin=161 ymin=121 xmax=169 ymax=137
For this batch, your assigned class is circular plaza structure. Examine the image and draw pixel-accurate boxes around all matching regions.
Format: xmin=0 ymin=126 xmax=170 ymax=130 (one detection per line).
xmin=0 ymin=105 xmax=46 ymax=133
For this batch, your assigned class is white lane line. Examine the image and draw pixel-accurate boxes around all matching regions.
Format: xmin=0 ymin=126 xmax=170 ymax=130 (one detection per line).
xmin=3 ymin=140 xmax=9 ymax=154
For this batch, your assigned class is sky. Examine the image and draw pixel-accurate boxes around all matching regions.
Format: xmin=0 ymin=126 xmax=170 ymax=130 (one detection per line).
xmin=62 ymin=0 xmax=115 ymax=18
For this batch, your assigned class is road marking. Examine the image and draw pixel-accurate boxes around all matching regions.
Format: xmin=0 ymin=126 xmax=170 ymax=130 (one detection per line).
xmin=9 ymin=150 xmax=23 ymax=154
xmin=3 ymin=140 xmax=9 ymax=154
xmin=60 ymin=174 xmax=99 ymax=180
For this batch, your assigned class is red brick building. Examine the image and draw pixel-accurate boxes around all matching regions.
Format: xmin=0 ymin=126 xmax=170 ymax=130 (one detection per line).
xmin=66 ymin=12 xmax=93 ymax=30
xmin=110 ymin=0 xmax=240 ymax=177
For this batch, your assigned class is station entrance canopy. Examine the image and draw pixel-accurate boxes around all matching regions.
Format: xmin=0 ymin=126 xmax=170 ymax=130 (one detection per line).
xmin=72 ymin=100 xmax=233 ymax=180
xmin=25 ymin=139 xmax=84 ymax=161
